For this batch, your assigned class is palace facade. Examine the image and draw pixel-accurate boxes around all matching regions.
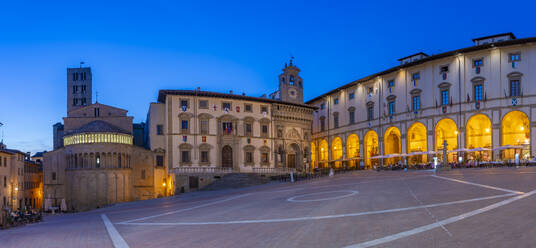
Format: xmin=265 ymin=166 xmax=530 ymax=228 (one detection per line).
xmin=307 ymin=33 xmax=536 ymax=169
xmin=146 ymin=61 xmax=315 ymax=192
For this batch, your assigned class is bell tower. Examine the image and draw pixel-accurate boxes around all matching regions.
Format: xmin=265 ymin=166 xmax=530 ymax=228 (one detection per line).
xmin=279 ymin=57 xmax=303 ymax=104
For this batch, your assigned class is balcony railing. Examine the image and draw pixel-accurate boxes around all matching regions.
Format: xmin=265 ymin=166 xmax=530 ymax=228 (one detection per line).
xmin=252 ymin=167 xmax=296 ymax=174
xmin=172 ymin=167 xmax=234 ymax=174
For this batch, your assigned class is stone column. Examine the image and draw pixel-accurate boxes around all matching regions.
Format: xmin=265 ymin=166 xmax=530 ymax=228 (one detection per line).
xmin=492 ymin=125 xmax=500 ymax=160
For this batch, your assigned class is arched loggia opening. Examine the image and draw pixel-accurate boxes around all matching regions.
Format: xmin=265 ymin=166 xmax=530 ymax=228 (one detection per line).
xmin=384 ymin=127 xmax=402 ymax=165
xmin=407 ymin=122 xmax=427 ymax=165
xmin=435 ymin=118 xmax=458 ymax=163
xmin=364 ymin=130 xmax=379 ymax=169
xmin=331 ymin=137 xmax=342 ymax=168
xmin=346 ymin=134 xmax=360 ymax=169
xmin=466 ymin=114 xmax=492 ymax=161
xmin=501 ymin=111 xmax=530 ymax=160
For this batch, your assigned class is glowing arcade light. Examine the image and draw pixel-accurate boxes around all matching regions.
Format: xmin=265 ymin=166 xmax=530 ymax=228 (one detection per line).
xmin=485 ymin=128 xmax=490 ymax=133
xmin=520 ymin=126 xmax=525 ymax=131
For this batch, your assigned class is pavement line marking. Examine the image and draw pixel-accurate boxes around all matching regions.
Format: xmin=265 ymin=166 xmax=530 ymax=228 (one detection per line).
xmin=117 ymin=193 xmax=514 ymax=226
xmin=406 ymin=183 xmax=452 ymax=237
xmin=287 ymin=190 xmax=359 ymax=202
xmin=101 ymin=214 xmax=129 ymax=248
xmin=344 ymin=189 xmax=536 ymax=248
xmin=431 ymin=175 xmax=524 ymax=194
xmin=118 ymin=193 xmax=251 ymax=224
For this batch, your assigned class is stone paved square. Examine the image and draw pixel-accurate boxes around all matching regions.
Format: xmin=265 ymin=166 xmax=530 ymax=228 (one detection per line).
xmin=3 ymin=167 xmax=536 ymax=247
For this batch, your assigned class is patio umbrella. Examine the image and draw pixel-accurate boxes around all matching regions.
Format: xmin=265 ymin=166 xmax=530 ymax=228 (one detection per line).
xmin=492 ymin=145 xmax=524 ymax=150
xmin=467 ymin=147 xmax=492 ymax=152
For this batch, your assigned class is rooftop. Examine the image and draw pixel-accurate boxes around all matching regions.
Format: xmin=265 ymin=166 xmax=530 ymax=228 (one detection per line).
xmin=158 ymin=90 xmax=316 ymax=109
xmin=65 ymin=120 xmax=131 ymax=136
xmin=306 ymin=34 xmax=536 ymax=104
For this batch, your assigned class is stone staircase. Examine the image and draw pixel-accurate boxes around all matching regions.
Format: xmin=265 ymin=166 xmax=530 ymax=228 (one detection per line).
xmin=201 ymin=173 xmax=271 ymax=191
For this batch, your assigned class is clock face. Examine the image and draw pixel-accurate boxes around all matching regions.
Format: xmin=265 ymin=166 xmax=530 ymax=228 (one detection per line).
xmin=289 ymin=89 xmax=297 ymax=98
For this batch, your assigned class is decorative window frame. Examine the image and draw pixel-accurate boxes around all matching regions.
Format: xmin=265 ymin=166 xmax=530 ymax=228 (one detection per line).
xmin=471 ymin=77 xmax=485 ymax=102
xmin=178 ymin=112 xmax=193 ymax=134
xmin=199 ymin=143 xmax=212 ymax=166
xmin=319 ymin=116 xmax=326 ymax=131
xmin=243 ymin=116 xmax=255 ymax=137
xmin=348 ymin=107 xmax=356 ymax=124
xmin=243 ymin=145 xmax=256 ymax=166
xmin=259 ymin=118 xmax=270 ymax=138
xmin=259 ymin=146 xmax=270 ymax=166
xmin=507 ymin=72 xmax=523 ymax=97
xmin=198 ymin=113 xmax=213 ymax=135
xmin=179 ymin=143 xmax=193 ymax=166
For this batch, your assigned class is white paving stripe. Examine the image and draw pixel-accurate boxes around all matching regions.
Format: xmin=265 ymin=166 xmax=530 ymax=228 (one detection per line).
xmin=344 ymin=189 xmax=536 ymax=248
xmin=101 ymin=214 xmax=130 ymax=248
xmin=287 ymin=190 xmax=359 ymax=202
xmin=117 ymin=193 xmax=514 ymax=226
xmin=118 ymin=193 xmax=251 ymax=224
xmin=431 ymin=175 xmax=524 ymax=194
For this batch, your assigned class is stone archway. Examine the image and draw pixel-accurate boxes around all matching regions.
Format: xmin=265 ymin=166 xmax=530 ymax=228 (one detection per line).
xmin=222 ymin=145 xmax=233 ymax=168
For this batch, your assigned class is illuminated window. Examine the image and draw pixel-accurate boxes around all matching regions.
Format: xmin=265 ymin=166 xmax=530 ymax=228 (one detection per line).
xmin=412 ymin=95 xmax=420 ymax=111
xmin=367 ymin=106 xmax=374 ymax=121
xmin=441 ymin=89 xmax=449 ymax=105
xmin=510 ymin=80 xmax=520 ymax=97
xmin=509 ymin=53 xmax=520 ymax=68
xmin=474 ymin=84 xmax=483 ymax=101
xmin=388 ymin=80 xmax=395 ymax=93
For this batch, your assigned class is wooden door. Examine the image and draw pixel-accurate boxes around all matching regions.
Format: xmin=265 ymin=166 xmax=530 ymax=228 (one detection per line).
xmin=288 ymin=154 xmax=296 ymax=168
xmin=222 ymin=145 xmax=233 ymax=168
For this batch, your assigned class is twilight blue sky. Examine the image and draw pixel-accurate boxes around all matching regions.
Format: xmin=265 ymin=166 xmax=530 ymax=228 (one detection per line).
xmin=1 ymin=0 xmax=535 ymax=154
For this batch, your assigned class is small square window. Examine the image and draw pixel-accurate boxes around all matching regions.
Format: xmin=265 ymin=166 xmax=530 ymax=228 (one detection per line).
xmin=262 ymin=125 xmax=268 ymax=134
xmin=261 ymin=106 xmax=268 ymax=114
xmin=199 ymin=100 xmax=208 ymax=109
xmin=245 ymin=104 xmax=252 ymax=112
xmin=388 ymin=80 xmax=395 ymax=93
xmin=180 ymin=100 xmax=188 ymax=110
xmin=473 ymin=59 xmax=483 ymax=67
xmin=222 ymin=102 xmax=231 ymax=111
xmin=349 ymin=93 xmax=355 ymax=99
xmin=156 ymin=125 xmax=163 ymax=135
xmin=367 ymin=87 xmax=374 ymax=94
xmin=156 ymin=155 xmax=164 ymax=167
xmin=334 ymin=98 xmax=339 ymax=105
xmin=320 ymin=103 xmax=325 ymax=110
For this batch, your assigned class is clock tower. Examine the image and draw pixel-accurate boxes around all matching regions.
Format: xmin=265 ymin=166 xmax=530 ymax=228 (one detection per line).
xmin=278 ymin=58 xmax=303 ymax=104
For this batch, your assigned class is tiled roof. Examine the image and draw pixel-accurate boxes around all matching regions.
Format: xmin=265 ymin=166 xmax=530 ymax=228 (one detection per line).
xmin=66 ymin=120 xmax=131 ymax=135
